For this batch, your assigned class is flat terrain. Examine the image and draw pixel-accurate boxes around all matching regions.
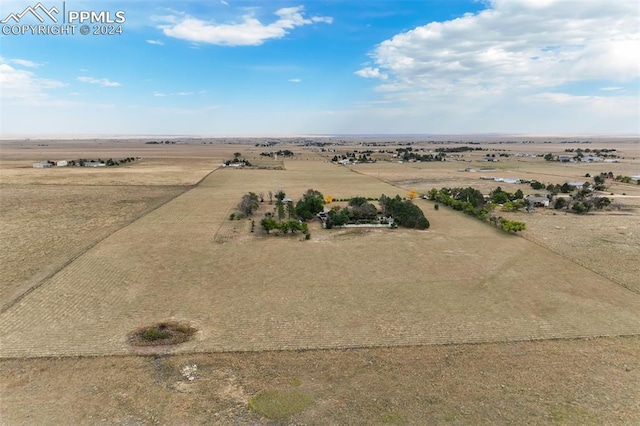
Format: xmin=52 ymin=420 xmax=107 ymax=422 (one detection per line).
xmin=2 ymin=336 xmax=638 ymax=425
xmin=0 ymin=184 xmax=186 ymax=311
xmin=0 ymin=136 xmax=638 ymax=423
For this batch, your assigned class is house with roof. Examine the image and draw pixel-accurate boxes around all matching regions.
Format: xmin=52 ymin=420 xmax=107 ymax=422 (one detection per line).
xmin=526 ymin=195 xmax=550 ymax=207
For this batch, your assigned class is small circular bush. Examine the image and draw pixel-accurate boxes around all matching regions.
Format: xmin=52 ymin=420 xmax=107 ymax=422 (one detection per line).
xmin=129 ymin=321 xmax=197 ymax=346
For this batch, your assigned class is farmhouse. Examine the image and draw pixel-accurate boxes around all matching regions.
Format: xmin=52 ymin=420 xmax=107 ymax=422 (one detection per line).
xmin=558 ymin=155 xmax=574 ymax=162
xmin=526 ymin=196 xmax=550 ymax=207
xmin=56 ymin=160 xmax=68 ymax=167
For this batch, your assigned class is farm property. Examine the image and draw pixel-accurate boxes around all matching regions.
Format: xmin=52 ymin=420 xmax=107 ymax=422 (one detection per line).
xmin=1 ymin=137 xmax=639 ymax=423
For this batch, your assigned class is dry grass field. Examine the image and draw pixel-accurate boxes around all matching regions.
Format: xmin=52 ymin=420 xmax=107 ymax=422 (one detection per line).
xmin=1 ymin=137 xmax=639 ymax=424
xmin=0 ymin=184 xmax=186 ymax=311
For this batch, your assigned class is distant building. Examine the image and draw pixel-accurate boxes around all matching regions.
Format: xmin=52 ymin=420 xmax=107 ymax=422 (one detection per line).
xmin=56 ymin=160 xmax=68 ymax=167
xmin=33 ymin=161 xmax=52 ymax=168
xmin=581 ymin=156 xmax=601 ymax=162
xmin=526 ymin=196 xmax=550 ymax=207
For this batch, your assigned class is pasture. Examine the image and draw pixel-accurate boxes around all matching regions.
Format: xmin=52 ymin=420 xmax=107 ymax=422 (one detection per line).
xmin=0 ymin=137 xmax=639 ymax=423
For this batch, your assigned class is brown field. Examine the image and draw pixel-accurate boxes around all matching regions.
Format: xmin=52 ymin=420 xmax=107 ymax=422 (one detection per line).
xmin=0 ymin=137 xmax=639 ymax=424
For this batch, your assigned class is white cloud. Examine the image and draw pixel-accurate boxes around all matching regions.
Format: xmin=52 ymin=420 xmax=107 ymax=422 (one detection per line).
xmin=220 ymin=0 xmax=229 ymax=5
xmin=288 ymin=78 xmax=301 ymax=83
xmin=77 ymin=76 xmax=121 ymax=87
xmin=10 ymin=59 xmax=41 ymax=68
xmin=0 ymin=63 xmax=66 ymax=102
xmin=353 ymin=0 xmax=639 ymax=133
xmin=354 ymin=67 xmax=387 ymax=80
xmin=158 ymin=6 xmax=332 ymax=46
xmin=146 ymin=39 xmax=164 ymax=46
xmin=153 ymin=91 xmax=199 ymax=97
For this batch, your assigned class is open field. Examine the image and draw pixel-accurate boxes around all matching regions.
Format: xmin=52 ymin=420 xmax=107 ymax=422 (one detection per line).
xmin=1 ymin=137 xmax=639 ymax=423
xmin=0 ymin=184 xmax=186 ymax=311
xmin=1 ymin=336 xmax=639 ymax=425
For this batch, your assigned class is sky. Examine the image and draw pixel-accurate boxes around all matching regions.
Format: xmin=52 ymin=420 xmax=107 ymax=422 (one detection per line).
xmin=0 ymin=0 xmax=638 ymax=136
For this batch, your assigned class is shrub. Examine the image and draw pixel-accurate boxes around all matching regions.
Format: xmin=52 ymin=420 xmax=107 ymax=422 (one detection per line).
xmin=129 ymin=321 xmax=197 ymax=346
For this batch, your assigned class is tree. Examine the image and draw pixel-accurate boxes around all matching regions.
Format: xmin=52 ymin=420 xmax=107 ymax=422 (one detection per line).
xmin=530 ymin=181 xmax=545 ymax=190
xmin=268 ymin=191 xmax=273 ymax=204
xmin=571 ymin=202 xmax=589 ymax=214
xmin=427 ymin=188 xmax=438 ymax=201
xmin=238 ymin=192 xmax=260 ymax=216
xmin=348 ymin=196 xmax=368 ymax=207
xmin=286 ymin=201 xmax=295 ymax=219
xmin=274 ymin=190 xmax=286 ymax=221
xmin=295 ymin=189 xmax=325 ymax=220
xmin=593 ymin=196 xmax=611 ymax=209
xmin=554 ymin=198 xmax=568 ymax=210
xmin=380 ymin=195 xmax=430 ymax=229
xmin=261 ymin=217 xmax=278 ymax=234
xmin=512 ymin=189 xmax=524 ymax=200
xmin=349 ymin=201 xmax=378 ymax=221
xmin=325 ymin=195 xmax=333 ymax=204
xmin=490 ymin=187 xmax=510 ymax=204
xmin=407 ymin=189 xmax=418 ymax=200
xmin=233 ymin=152 xmax=242 ymax=160
xmin=502 ymin=200 xmax=526 ymax=212
xmin=325 ymin=208 xmax=350 ymax=228
xmin=560 ymin=183 xmax=573 ymax=193
xmin=500 ymin=219 xmax=526 ymax=233
xmin=454 ymin=187 xmax=485 ymax=208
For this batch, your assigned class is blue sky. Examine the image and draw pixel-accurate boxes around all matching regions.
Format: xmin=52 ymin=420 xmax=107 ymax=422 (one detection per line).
xmin=1 ymin=0 xmax=638 ymax=135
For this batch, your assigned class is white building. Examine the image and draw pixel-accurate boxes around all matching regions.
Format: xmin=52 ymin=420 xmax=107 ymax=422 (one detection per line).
xmin=33 ymin=162 xmax=52 ymax=168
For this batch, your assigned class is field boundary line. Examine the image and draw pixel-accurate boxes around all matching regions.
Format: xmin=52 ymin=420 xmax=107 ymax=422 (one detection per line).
xmin=1 ymin=333 xmax=638 ymax=361
xmin=1 ymin=167 xmax=221 ymax=314
xmin=346 ymin=165 xmax=639 ymax=295
xmin=518 ymin=233 xmax=640 ymax=295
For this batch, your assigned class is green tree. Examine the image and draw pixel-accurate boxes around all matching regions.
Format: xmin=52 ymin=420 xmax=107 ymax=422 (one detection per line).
xmin=500 ymin=219 xmax=526 ymax=233
xmin=490 ymin=187 xmax=510 ymax=204
xmin=554 ymin=198 xmax=568 ymax=210
xmin=502 ymin=199 xmax=526 ymax=212
xmin=261 ymin=217 xmax=279 ymax=234
xmin=381 ymin=195 xmax=430 ymax=229
xmin=325 ymin=208 xmax=350 ymax=228
xmin=512 ymin=189 xmax=524 ymax=200
xmin=427 ymin=188 xmax=439 ymax=200
xmin=295 ymin=189 xmax=325 ymax=220
xmin=274 ymin=190 xmax=286 ymax=222
xmin=571 ymin=202 xmax=589 ymax=214
xmin=530 ymin=181 xmax=545 ymax=190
